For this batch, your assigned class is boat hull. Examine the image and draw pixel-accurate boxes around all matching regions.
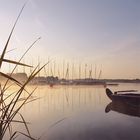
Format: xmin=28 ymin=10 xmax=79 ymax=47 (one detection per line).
xmin=106 ymin=88 xmax=140 ymax=105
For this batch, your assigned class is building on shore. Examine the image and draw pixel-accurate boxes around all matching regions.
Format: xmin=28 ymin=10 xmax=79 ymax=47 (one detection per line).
xmin=0 ymin=73 xmax=28 ymax=84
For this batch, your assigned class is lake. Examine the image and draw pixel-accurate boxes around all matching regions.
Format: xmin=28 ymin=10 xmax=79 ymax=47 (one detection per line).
xmin=7 ymin=83 xmax=140 ymax=140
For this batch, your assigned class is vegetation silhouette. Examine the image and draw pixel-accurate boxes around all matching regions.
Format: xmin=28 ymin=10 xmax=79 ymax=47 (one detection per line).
xmin=0 ymin=3 xmax=47 ymax=140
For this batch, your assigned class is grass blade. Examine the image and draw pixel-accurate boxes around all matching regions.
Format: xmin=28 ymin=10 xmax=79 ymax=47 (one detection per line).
xmin=2 ymin=59 xmax=33 ymax=67
xmin=0 ymin=3 xmax=26 ymax=68
xmin=2 ymin=37 xmax=41 ymax=92
xmin=0 ymin=72 xmax=21 ymax=85
xmin=20 ymin=114 xmax=31 ymax=138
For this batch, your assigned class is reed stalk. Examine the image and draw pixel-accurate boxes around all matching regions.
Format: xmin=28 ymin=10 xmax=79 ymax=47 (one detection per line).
xmin=0 ymin=4 xmax=46 ymax=140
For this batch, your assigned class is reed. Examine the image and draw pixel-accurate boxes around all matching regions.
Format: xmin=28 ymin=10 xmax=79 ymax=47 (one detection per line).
xmin=0 ymin=4 xmax=46 ymax=140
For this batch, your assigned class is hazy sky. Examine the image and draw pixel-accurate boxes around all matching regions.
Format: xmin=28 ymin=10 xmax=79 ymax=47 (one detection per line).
xmin=0 ymin=0 xmax=140 ymax=78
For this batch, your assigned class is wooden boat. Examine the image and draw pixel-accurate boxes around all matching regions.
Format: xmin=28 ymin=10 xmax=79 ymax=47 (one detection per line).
xmin=105 ymin=101 xmax=140 ymax=118
xmin=106 ymin=88 xmax=140 ymax=105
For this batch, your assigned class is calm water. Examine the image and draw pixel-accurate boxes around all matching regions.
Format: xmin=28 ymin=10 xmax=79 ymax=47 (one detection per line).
xmin=7 ymin=83 xmax=140 ymax=140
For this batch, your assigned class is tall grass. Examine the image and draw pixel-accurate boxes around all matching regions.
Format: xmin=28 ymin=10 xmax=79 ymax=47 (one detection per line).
xmin=0 ymin=4 xmax=47 ymax=140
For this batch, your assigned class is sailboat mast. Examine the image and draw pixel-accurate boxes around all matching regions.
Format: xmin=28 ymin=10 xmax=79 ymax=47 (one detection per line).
xmin=47 ymin=57 xmax=50 ymax=76
xmin=95 ymin=64 xmax=97 ymax=79
xmin=79 ymin=63 xmax=81 ymax=80
xmin=53 ymin=61 xmax=55 ymax=77
xmin=65 ymin=62 xmax=69 ymax=80
xmin=98 ymin=70 xmax=102 ymax=79
xmin=63 ymin=60 xmax=65 ymax=79
xmin=89 ymin=64 xmax=92 ymax=79
xmin=50 ymin=62 xmax=53 ymax=76
xmin=85 ymin=64 xmax=87 ymax=79
xmin=72 ymin=62 xmax=75 ymax=80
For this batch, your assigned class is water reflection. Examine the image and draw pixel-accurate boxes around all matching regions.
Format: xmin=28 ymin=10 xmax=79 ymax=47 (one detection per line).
xmin=47 ymin=109 xmax=140 ymax=140
xmin=105 ymin=101 xmax=140 ymax=118
xmin=6 ymin=84 xmax=140 ymax=140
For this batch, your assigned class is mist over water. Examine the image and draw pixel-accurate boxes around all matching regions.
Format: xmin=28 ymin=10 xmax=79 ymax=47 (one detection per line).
xmin=6 ymin=83 xmax=140 ymax=140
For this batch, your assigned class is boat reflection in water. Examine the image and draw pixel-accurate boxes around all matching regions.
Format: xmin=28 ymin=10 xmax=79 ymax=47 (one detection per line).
xmin=105 ymin=101 xmax=140 ymax=118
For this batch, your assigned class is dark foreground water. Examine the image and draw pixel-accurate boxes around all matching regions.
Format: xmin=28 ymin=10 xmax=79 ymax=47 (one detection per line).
xmin=7 ymin=83 xmax=140 ymax=140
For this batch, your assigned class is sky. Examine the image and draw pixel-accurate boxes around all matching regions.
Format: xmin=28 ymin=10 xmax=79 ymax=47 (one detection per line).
xmin=0 ymin=0 xmax=140 ymax=79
